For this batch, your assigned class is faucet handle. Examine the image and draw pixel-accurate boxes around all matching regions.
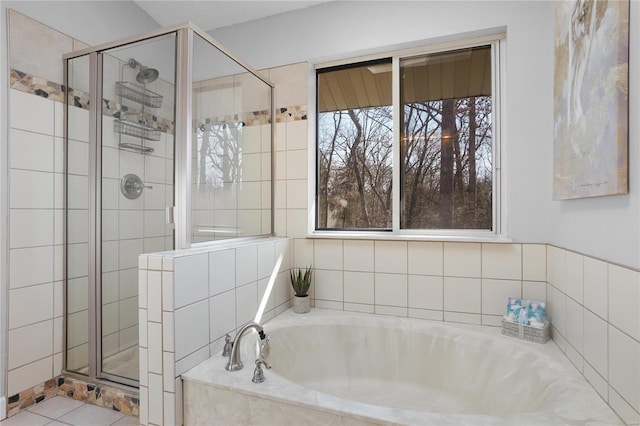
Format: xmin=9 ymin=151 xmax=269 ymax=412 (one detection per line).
xmin=252 ymin=359 xmax=271 ymax=384
xmin=222 ymin=333 xmax=233 ymax=357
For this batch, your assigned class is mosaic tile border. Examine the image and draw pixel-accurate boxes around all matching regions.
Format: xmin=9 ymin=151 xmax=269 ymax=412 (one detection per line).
xmin=11 ymin=68 xmax=307 ymax=135
xmin=7 ymin=376 xmax=139 ymax=418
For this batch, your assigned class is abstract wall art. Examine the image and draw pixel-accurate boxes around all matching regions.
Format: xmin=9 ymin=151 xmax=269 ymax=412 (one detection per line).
xmin=553 ymin=0 xmax=629 ymax=200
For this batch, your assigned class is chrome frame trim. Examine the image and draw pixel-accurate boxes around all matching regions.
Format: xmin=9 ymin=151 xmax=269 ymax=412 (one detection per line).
xmin=175 ymin=28 xmax=193 ymax=249
xmin=61 ymin=53 xmax=69 ymax=380
xmin=88 ymin=52 xmax=101 ymax=381
xmin=63 ymin=22 xmax=274 ymax=89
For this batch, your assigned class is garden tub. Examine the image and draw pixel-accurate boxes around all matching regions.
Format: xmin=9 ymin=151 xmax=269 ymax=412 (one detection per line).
xmin=182 ymin=309 xmax=621 ymax=425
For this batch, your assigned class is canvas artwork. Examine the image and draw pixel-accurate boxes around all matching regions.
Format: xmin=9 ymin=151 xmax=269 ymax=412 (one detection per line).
xmin=553 ymin=0 xmax=629 ymax=200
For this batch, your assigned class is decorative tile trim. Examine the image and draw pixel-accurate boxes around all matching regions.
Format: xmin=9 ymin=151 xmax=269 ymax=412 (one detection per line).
xmin=6 ymin=376 xmax=139 ymax=418
xmin=194 ymin=104 xmax=307 ymax=133
xmin=275 ymin=105 xmax=308 ymax=122
xmin=10 ymin=68 xmax=174 ymax=135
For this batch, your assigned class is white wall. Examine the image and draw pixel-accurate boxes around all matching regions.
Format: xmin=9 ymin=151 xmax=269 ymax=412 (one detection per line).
xmin=210 ymin=0 xmax=639 ymax=270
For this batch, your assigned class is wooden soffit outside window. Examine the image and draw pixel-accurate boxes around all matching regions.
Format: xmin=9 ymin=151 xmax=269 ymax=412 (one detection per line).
xmin=318 ymin=45 xmax=491 ymax=113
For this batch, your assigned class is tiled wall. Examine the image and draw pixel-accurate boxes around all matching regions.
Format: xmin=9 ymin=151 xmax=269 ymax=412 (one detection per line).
xmin=294 ymin=241 xmax=547 ymax=324
xmin=5 ymin=9 xmax=83 ymax=397
xmin=546 ymin=246 xmax=640 ymax=425
xmin=138 ymin=237 xmax=292 ymax=426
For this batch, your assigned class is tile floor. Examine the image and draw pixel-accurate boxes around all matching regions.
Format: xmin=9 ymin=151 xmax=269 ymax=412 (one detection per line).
xmin=0 ymin=397 xmax=138 ymax=426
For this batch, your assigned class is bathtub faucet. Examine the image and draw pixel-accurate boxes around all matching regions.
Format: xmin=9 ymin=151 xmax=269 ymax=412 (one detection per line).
xmin=225 ymin=321 xmax=270 ymax=371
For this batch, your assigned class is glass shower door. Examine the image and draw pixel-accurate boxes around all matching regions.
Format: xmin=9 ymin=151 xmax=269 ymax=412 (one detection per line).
xmin=99 ymin=34 xmax=176 ymax=383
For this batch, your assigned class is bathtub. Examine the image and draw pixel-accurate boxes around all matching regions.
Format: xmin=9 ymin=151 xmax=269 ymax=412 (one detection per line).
xmin=182 ymin=309 xmax=621 ymax=425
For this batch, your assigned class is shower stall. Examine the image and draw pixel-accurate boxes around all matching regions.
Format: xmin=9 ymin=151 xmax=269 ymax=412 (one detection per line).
xmin=63 ymin=23 xmax=274 ymax=387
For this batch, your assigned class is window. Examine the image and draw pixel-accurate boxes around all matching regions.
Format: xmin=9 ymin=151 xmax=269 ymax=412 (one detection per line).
xmin=316 ymin=39 xmax=501 ymax=236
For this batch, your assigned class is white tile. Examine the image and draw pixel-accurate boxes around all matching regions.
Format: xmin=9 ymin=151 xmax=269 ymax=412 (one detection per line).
xmin=138 ymin=269 xmax=148 ymax=308
xmin=344 ymin=302 xmax=374 ymax=314
xmin=608 ymin=265 xmax=640 ymax=340
xmin=286 ymin=149 xmax=307 ymax=180
xmin=523 ymin=281 xmax=546 ymax=303
xmin=118 ymin=210 xmax=143 ymax=240
xmin=162 ymin=271 xmax=174 ymax=311
xmin=444 ymin=311 xmax=481 ymax=325
xmin=565 ymin=251 xmax=584 ymax=304
xmin=10 ymin=169 xmax=54 ymax=209
xmin=54 ymin=137 xmax=63 ymax=173
xmin=343 ymin=271 xmax=374 ymax=305
xmin=547 ymin=246 xmax=566 ymax=292
xmin=481 ymin=314 xmax=503 ymax=326
xmin=314 ymin=239 xmax=342 ymax=270
xmin=275 ymin=180 xmax=286 ymax=209
xmin=9 ymin=246 xmax=53 ymax=288
xmin=583 ymin=257 xmax=608 ymax=320
xmin=583 ymin=362 xmax=608 ymax=402
xmin=119 ymin=297 xmax=138 ymax=329
xmin=0 ymin=410 xmax=50 ymax=426
xmin=143 ymin=210 xmax=166 ymax=238
xmin=609 ymin=325 xmax=640 ymax=412
xmin=210 ymin=290 xmax=236 ymax=341
xmin=286 ymin=119 xmax=308 ymax=150
xmin=444 ymin=243 xmax=481 ymax=278
xmin=565 ymin=298 xmax=583 ymax=354
xmin=314 ymin=300 xmax=343 ymax=311
xmin=583 ymin=309 xmax=608 ymax=379
xmin=408 ymin=275 xmax=443 ymax=310
xmin=294 ymin=238 xmax=314 ymax=267
xmin=119 ymin=268 xmax=138 ymax=299
xmin=162 ymin=312 xmax=174 ymax=352
xmin=375 ymin=273 xmax=407 ymax=307
xmin=58 ymin=400 xmax=125 ymax=426
xmin=314 ymin=269 xmax=343 ymax=301
xmin=8 ymin=320 xmax=53 ymax=369
xmin=284 ymin=209 xmax=307 ymax=238
xmin=257 ymin=277 xmax=276 ymax=314
xmin=145 ymin=155 xmax=167 ymax=184
xmin=564 ymin=341 xmax=584 ymax=373
xmin=67 ymin=243 xmax=88 ymax=279
xmin=238 ymin=182 xmax=262 ymax=209
xmin=343 ymin=240 xmax=374 ymax=272
xmin=407 ymin=242 xmax=443 ymax=276
xmin=148 ymin=255 xmax=163 ymax=271
xmin=374 ymin=241 xmax=407 ymax=274
xmin=482 ymin=243 xmax=522 ymax=280
xmin=139 ymin=309 xmax=148 ymax=350
xmin=101 ymin=241 xmax=118 ymax=273
xmin=68 ymin=209 xmax=90 ymax=243
xmin=174 ymin=253 xmax=209 ymax=309
xmin=7 ymin=356 xmax=51 ymax=397
xmin=257 ymin=241 xmax=275 ymax=279
xmin=147 ymin=271 xmax=162 ymax=323
xmin=210 ymin=249 xmax=235 ymax=296
xmin=10 ymin=89 xmax=54 ymax=135
xmin=67 ymin=140 xmax=89 ymax=176
xmin=9 ymin=283 xmax=53 ymax=329
xmin=9 ymin=128 xmax=53 ymax=172
xmin=275 ymin=271 xmax=290 ymax=307
xmin=409 ymin=308 xmax=443 ymax=321
xmin=236 ymin=282 xmax=258 ymax=326
xmin=522 ymin=244 xmax=546 ymax=281
xmin=175 ymin=300 xmax=209 ymax=361
xmin=53 ymin=316 xmax=62 ymax=353
xmin=28 ymin=396 xmax=84 ymax=419
xmin=139 ymin=386 xmax=148 ymax=425
xmin=548 ymin=285 xmax=567 ymax=337
xmin=9 ymin=209 xmax=53 ymax=249
xmin=236 ymin=244 xmax=258 ymax=286
xmin=164 ymin=391 xmax=176 ymax=425
xmin=118 ymin=239 xmax=143 ymax=270
xmin=375 ymin=305 xmax=407 ymax=317
xmin=444 ymin=277 xmax=481 ymax=313
xmin=175 ymin=346 xmax=209 ymax=376
xmin=609 ymin=386 xmax=640 ymax=426
xmin=481 ymin=279 xmax=521 ymax=315
xmin=147 ymin=322 xmax=163 ymax=374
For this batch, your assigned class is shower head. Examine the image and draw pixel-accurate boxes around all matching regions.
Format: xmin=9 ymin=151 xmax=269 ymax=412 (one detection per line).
xmin=128 ymin=58 xmax=159 ymax=84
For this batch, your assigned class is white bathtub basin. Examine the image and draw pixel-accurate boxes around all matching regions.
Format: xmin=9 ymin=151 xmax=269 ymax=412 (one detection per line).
xmin=183 ymin=309 xmax=621 ymax=425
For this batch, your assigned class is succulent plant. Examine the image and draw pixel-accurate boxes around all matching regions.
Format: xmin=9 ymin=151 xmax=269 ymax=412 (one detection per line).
xmin=290 ymin=266 xmax=312 ymax=297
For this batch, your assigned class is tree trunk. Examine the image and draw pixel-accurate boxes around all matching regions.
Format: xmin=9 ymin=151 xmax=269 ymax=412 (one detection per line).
xmin=347 ymin=109 xmax=370 ymax=227
xmin=467 ymin=97 xmax=477 ymax=226
xmin=439 ymin=100 xmax=455 ymax=228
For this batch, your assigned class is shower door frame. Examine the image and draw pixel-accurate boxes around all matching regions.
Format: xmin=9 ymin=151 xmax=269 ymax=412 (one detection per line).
xmin=63 ymin=22 xmax=275 ymax=389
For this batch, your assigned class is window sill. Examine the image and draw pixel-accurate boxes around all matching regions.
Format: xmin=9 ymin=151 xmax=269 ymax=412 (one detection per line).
xmin=306 ymin=231 xmax=512 ymax=243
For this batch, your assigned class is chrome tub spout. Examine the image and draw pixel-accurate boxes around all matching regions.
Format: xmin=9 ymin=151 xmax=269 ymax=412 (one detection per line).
xmin=225 ymin=321 xmax=269 ymax=371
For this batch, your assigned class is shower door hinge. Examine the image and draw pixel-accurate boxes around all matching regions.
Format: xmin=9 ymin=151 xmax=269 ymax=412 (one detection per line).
xmin=166 ymin=206 xmax=175 ymax=225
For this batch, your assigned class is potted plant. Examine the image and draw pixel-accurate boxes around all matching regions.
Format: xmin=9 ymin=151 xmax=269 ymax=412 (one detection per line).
xmin=290 ymin=266 xmax=312 ymax=314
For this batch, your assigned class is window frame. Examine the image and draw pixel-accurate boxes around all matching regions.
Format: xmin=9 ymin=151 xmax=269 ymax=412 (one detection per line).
xmin=310 ymin=34 xmax=507 ymax=242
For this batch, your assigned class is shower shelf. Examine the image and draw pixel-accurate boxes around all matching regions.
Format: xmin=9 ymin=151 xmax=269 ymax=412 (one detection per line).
xmin=119 ymin=142 xmax=154 ymax=155
xmin=115 ymin=81 xmax=163 ymax=108
xmin=113 ymin=118 xmax=161 ymax=142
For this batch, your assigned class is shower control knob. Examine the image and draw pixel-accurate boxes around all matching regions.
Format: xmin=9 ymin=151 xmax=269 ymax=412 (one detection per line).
xmin=120 ymin=174 xmax=151 ymax=200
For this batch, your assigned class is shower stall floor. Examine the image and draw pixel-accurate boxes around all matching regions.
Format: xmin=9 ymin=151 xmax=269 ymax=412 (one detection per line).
xmin=76 ymin=346 xmax=139 ymax=381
